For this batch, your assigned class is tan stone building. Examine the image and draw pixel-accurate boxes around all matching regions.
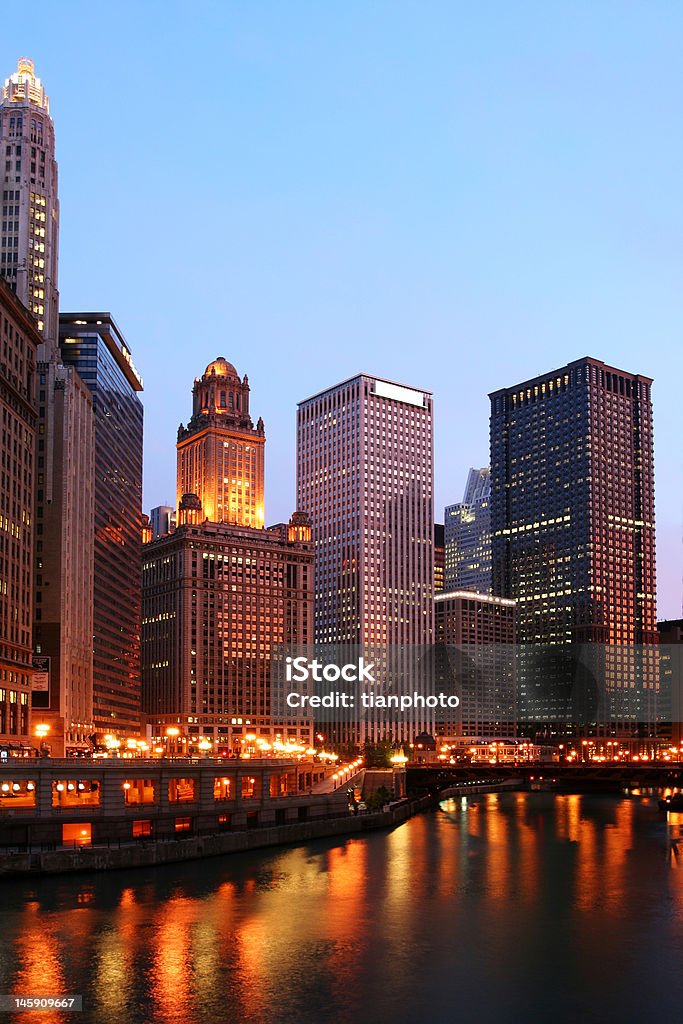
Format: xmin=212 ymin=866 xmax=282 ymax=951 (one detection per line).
xmin=177 ymin=358 xmax=265 ymax=529
xmin=143 ymin=359 xmax=313 ymax=752
xmin=32 ymin=358 xmax=94 ymax=755
xmin=0 ymin=276 xmax=38 ymax=748
xmin=0 ymin=58 xmax=59 ymax=350
xmin=142 ymin=516 xmax=314 ymax=751
xmin=2 ymin=59 xmax=96 ymax=756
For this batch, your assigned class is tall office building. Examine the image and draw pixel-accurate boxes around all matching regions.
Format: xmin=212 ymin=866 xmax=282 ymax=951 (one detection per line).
xmin=32 ymin=358 xmax=94 ymax=754
xmin=435 ymin=590 xmax=516 ymax=738
xmin=150 ymin=504 xmax=175 ymax=538
xmin=297 ymin=374 xmax=434 ymax=745
xmin=0 ymin=59 xmax=59 ymax=350
xmin=0 ymin=276 xmax=38 ymax=747
xmin=444 ymin=467 xmax=492 ymax=593
xmin=142 ymin=359 xmax=313 ymax=751
xmin=490 ymin=357 xmax=657 ymax=732
xmin=1 ymin=59 xmax=96 ymax=754
xmin=59 ymin=314 xmax=144 ymax=739
xmin=177 ymin=358 xmax=265 ymax=528
xmin=659 ymin=620 xmax=683 ymax=746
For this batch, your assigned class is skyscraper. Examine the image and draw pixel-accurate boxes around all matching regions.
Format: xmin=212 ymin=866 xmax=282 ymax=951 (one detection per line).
xmin=490 ymin=357 xmax=657 ymax=732
xmin=435 ymin=590 xmax=516 ymax=739
xmin=59 ymin=314 xmax=144 ymax=739
xmin=32 ymin=358 xmax=94 ymax=754
xmin=1 ymin=58 xmax=96 ymax=755
xmin=142 ymin=359 xmax=313 ymax=752
xmin=150 ymin=505 xmax=175 ymax=538
xmin=658 ymin=619 xmax=683 ymax=747
xmin=177 ymin=358 xmax=265 ymax=528
xmin=444 ymin=467 xmax=492 ymax=593
xmin=0 ymin=59 xmax=59 ymax=350
xmin=0 ymin=276 xmax=38 ymax=748
xmin=296 ymin=374 xmax=434 ymax=745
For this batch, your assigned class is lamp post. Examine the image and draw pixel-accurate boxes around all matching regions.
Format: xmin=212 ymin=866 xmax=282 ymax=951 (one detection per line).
xmin=390 ymin=751 xmax=408 ymax=799
xmin=34 ymin=723 xmax=50 ymax=757
xmin=166 ymin=726 xmax=180 ymax=758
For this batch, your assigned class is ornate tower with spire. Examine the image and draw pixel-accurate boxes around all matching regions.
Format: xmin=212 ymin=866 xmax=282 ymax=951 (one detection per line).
xmin=177 ymin=357 xmax=266 ymax=527
xmin=0 ymin=58 xmax=59 ymax=353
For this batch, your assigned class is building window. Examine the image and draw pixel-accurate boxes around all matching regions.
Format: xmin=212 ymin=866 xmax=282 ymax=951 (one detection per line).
xmin=62 ymin=823 xmax=92 ymax=847
xmin=123 ymin=780 xmax=155 ymax=805
xmin=168 ymin=778 xmax=196 ymax=803
xmin=0 ymin=780 xmax=36 ymax=808
xmin=52 ymin=781 xmax=100 ymax=807
xmin=213 ymin=776 xmax=233 ymax=800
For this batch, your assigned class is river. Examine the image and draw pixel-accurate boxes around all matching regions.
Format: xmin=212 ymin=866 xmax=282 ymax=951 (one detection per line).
xmin=1 ymin=792 xmax=682 ymax=1024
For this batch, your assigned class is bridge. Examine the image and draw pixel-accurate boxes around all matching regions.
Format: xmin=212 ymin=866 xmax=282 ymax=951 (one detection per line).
xmin=407 ymin=762 xmax=683 ymax=798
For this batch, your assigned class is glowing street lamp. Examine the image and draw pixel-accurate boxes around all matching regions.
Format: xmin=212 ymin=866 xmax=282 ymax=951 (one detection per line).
xmin=34 ymin=722 xmax=51 ymax=755
xmin=104 ymin=735 xmax=121 ymax=755
xmin=165 ymin=726 xmax=180 ymax=757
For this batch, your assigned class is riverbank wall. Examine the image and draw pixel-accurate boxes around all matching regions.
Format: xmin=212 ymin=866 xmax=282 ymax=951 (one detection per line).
xmin=0 ymin=796 xmax=432 ymax=879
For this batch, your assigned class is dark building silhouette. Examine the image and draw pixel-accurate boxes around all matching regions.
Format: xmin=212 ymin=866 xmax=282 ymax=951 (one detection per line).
xmin=490 ymin=357 xmax=657 ymax=735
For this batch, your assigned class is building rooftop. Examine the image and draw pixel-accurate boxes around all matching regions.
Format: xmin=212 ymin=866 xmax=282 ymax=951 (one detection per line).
xmin=298 ymin=372 xmax=432 ymax=407
xmin=59 ymin=313 xmax=143 ymax=391
xmin=489 ymin=356 xmax=653 ymax=399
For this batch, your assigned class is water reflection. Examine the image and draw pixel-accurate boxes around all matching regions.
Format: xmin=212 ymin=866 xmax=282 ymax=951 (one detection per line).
xmin=0 ymin=795 xmax=683 ymax=1023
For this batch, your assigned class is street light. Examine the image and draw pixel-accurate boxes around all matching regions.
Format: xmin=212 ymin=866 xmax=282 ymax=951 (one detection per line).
xmin=390 ymin=751 xmax=408 ymax=799
xmin=166 ymin=726 xmax=180 ymax=757
xmin=34 ymin=722 xmax=50 ymax=755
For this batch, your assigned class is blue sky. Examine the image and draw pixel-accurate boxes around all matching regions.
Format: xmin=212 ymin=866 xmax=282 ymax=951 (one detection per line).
xmin=3 ymin=1 xmax=681 ymax=616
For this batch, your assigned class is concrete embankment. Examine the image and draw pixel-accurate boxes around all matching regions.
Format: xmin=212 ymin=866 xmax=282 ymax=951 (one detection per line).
xmin=0 ymin=796 xmax=432 ymax=879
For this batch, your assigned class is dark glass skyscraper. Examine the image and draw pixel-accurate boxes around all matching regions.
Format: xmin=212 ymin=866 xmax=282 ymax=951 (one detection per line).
xmin=490 ymin=357 xmax=657 ymax=732
xmin=59 ymin=314 xmax=143 ymax=738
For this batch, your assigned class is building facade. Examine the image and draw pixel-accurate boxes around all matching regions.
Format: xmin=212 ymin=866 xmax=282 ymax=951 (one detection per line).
xmin=297 ymin=374 xmax=434 ymax=746
xmin=0 ymin=276 xmax=38 ymax=748
xmin=142 ymin=358 xmax=312 ymax=751
xmin=1 ymin=59 xmax=97 ymax=756
xmin=434 ymin=523 xmax=444 ymax=593
xmin=150 ymin=504 xmax=175 ymax=539
xmin=444 ymin=467 xmax=492 ymax=594
xmin=435 ymin=590 xmax=516 ymax=739
xmin=177 ymin=358 xmax=265 ymax=528
xmin=59 ymin=314 xmax=144 ymax=740
xmin=32 ymin=360 xmax=94 ymax=754
xmin=0 ymin=59 xmax=59 ymax=350
xmin=490 ymin=357 xmax=658 ymax=733
xmin=142 ymin=516 xmax=314 ymax=751
xmin=659 ymin=619 xmax=683 ymax=746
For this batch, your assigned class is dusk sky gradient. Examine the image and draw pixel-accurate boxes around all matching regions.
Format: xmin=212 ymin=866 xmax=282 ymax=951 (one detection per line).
xmin=3 ymin=1 xmax=681 ymax=616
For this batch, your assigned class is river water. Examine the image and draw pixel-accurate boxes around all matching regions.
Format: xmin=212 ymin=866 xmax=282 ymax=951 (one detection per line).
xmin=1 ymin=793 xmax=682 ymax=1024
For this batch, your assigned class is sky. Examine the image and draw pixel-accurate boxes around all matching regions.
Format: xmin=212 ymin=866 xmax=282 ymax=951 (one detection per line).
xmin=3 ymin=1 xmax=682 ymax=617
